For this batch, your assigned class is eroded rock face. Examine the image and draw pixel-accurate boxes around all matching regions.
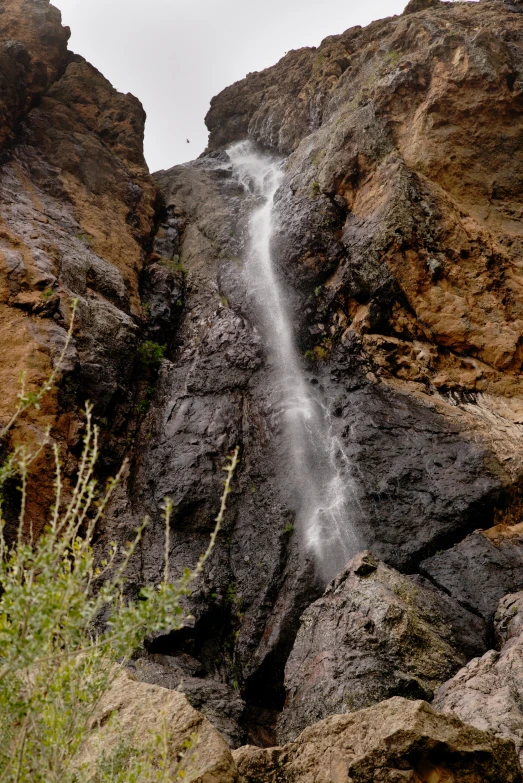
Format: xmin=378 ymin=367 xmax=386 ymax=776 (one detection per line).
xmin=207 ymin=0 xmax=523 ymax=463
xmin=108 ymin=0 xmax=523 ymax=743
xmin=0 ymin=0 xmax=156 ymax=525
xmin=277 ymin=551 xmax=486 ymax=742
xmin=4 ymin=0 xmax=523 ymax=759
xmin=434 ymin=590 xmax=523 ymax=766
xmin=421 ymin=522 xmax=523 ymax=620
xmin=234 ymin=697 xmax=522 ymax=783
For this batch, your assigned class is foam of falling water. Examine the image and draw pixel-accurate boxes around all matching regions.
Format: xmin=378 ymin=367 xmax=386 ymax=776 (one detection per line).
xmin=227 ymin=141 xmax=361 ymax=582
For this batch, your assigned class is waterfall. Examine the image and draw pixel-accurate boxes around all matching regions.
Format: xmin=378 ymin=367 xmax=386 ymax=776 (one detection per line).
xmin=227 ymin=141 xmax=361 ymax=582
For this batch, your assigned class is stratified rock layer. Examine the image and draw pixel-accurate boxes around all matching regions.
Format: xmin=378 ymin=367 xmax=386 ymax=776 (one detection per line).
xmin=277 ymin=551 xmax=486 ymax=742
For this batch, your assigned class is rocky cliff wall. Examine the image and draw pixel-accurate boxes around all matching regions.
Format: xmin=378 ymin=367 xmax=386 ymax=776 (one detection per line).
xmin=0 ymin=0 xmax=156 ymax=527
xmin=3 ymin=0 xmax=523 ymax=767
xmin=121 ymin=0 xmax=523 ymax=746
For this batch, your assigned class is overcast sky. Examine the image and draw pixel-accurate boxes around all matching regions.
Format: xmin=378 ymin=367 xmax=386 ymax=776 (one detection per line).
xmin=53 ymin=0 xmax=407 ymax=173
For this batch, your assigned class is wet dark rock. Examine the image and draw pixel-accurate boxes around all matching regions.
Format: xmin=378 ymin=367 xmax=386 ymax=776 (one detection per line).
xmin=421 ymin=523 xmax=523 ymax=621
xmin=277 ymin=551 xmax=487 ymax=743
xmin=140 ymin=260 xmax=184 ymax=342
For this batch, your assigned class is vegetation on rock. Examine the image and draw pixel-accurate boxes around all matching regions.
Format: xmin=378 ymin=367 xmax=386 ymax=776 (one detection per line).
xmin=0 ymin=312 xmax=240 ymax=781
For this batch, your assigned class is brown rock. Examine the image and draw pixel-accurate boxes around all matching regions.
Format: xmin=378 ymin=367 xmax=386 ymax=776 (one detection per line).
xmin=403 ymin=0 xmax=443 ymax=14
xmin=0 ymin=0 xmax=70 ymax=148
xmin=235 ymin=698 xmax=522 ymax=783
xmin=0 ymin=0 xmax=156 ymax=526
xmin=278 ymin=551 xmax=486 ymax=742
xmin=78 ymin=671 xmax=240 ymax=782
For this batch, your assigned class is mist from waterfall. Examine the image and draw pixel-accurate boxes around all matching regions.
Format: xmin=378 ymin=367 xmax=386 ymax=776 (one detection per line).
xmin=227 ymin=141 xmax=361 ymax=582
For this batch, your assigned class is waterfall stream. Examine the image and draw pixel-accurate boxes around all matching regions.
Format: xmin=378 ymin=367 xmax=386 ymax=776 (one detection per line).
xmin=228 ymin=141 xmax=360 ymax=582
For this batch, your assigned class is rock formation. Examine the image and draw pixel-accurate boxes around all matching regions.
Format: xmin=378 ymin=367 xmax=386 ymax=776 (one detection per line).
xmin=0 ymin=0 xmax=156 ymax=530
xmin=234 ymin=698 xmax=522 ymax=783
xmin=434 ymin=590 xmax=523 ymax=766
xmin=421 ymin=521 xmax=523 ymax=620
xmin=277 ymin=551 xmax=486 ymax=742
xmin=3 ymin=0 xmax=523 ymax=775
xmin=77 ymin=671 xmax=240 ymax=782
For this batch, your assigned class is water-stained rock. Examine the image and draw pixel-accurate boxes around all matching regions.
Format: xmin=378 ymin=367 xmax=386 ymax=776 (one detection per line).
xmin=277 ymin=551 xmax=486 ymax=742
xmin=235 ymin=697 xmax=522 ymax=783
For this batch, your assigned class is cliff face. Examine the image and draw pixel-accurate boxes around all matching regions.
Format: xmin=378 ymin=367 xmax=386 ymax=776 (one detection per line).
xmin=3 ymin=0 xmax=523 ymax=765
xmin=125 ymin=0 xmax=523 ymax=746
xmin=0 ymin=0 xmax=156 ymax=525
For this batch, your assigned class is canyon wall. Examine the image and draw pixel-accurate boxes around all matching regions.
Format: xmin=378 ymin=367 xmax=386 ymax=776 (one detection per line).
xmin=3 ymin=0 xmax=523 ymax=772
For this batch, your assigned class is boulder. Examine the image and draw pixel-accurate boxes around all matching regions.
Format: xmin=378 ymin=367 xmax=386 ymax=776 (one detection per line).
xmin=235 ymin=697 xmax=522 ymax=783
xmin=277 ymin=551 xmax=486 ymax=742
xmin=129 ymin=653 xmax=246 ymax=748
xmin=78 ymin=671 xmax=239 ymax=782
xmin=434 ymin=589 xmax=523 ymax=765
xmin=421 ymin=523 xmax=523 ymax=621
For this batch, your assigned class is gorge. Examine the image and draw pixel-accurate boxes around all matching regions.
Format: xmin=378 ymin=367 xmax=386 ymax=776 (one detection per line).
xmin=2 ymin=0 xmax=523 ymax=779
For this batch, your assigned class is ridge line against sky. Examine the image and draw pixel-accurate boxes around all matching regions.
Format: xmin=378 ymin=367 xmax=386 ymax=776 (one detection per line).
xmin=54 ymin=0 xmax=408 ymax=172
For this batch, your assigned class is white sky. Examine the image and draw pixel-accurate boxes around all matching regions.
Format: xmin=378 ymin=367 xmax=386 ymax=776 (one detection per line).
xmin=53 ymin=0 xmax=407 ymax=173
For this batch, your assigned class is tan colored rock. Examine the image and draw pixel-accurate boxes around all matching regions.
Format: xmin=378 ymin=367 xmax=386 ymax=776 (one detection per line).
xmin=434 ymin=590 xmax=523 ymax=766
xmin=80 ymin=671 xmax=239 ymax=782
xmin=234 ymin=697 xmax=522 ymax=783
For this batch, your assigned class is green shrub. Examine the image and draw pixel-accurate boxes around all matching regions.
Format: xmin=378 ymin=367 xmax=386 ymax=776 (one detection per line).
xmin=0 ymin=305 xmax=240 ymax=781
xmin=137 ymin=341 xmax=166 ymax=368
xmin=304 ymin=345 xmax=329 ymax=362
xmin=75 ymin=232 xmax=94 ymax=247
xmin=158 ymin=257 xmax=187 ymax=276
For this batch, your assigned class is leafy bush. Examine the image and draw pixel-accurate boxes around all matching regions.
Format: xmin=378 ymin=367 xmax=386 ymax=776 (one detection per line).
xmin=137 ymin=341 xmax=166 ymax=368
xmin=303 ymin=345 xmax=329 ymax=362
xmin=158 ymin=257 xmax=187 ymax=276
xmin=0 ymin=305 xmax=239 ymax=781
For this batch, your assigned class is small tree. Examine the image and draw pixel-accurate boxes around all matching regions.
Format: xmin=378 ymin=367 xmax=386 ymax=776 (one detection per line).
xmin=0 ymin=303 xmax=239 ymax=782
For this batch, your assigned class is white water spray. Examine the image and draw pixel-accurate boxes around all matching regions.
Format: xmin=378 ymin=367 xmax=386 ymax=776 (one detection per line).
xmin=228 ymin=141 xmax=361 ymax=582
